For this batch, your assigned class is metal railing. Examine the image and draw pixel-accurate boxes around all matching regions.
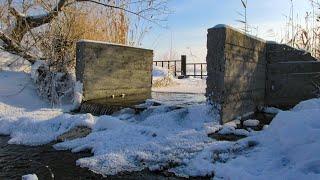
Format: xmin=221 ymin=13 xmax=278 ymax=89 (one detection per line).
xmin=186 ymin=63 xmax=207 ymax=79
xmin=153 ymin=60 xmax=182 ymax=76
xmin=153 ymin=55 xmax=207 ymax=79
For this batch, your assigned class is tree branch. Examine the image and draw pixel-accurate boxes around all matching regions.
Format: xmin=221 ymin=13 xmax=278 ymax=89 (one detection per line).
xmin=1 ymin=0 xmax=167 ymax=63
xmin=0 ymin=30 xmax=37 ymax=63
xmin=80 ymin=0 xmax=167 ymax=28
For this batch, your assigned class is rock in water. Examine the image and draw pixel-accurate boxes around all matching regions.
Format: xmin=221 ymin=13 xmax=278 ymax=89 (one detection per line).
xmin=243 ymin=119 xmax=260 ymax=127
xmin=57 ymin=126 xmax=92 ymax=142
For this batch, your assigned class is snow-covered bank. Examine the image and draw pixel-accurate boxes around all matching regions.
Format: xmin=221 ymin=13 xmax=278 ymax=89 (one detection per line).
xmin=1 ymin=51 xmax=320 ymax=178
xmin=54 ymin=105 xmax=220 ymax=176
xmin=0 ymin=71 xmax=94 ymax=145
xmin=0 ymin=70 xmax=220 ymax=176
xmin=2 ymin=68 xmax=320 ymax=179
xmin=152 ymin=66 xmax=206 ymax=94
xmin=153 ymin=77 xmax=206 ymax=94
xmin=0 ymin=64 xmax=220 ymax=176
xmin=0 ymin=49 xmax=31 ymax=72
xmin=213 ymin=99 xmax=320 ymax=179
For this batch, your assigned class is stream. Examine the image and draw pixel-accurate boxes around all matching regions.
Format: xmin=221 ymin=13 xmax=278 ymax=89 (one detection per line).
xmin=0 ymin=135 xmax=195 ymax=179
xmin=0 ymin=92 xmax=208 ymax=179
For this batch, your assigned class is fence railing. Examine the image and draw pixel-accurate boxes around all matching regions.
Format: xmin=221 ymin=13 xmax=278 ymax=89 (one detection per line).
xmin=153 ymin=55 xmax=207 ymax=79
xmin=186 ymin=63 xmax=207 ymax=78
xmin=153 ymin=60 xmax=182 ymax=76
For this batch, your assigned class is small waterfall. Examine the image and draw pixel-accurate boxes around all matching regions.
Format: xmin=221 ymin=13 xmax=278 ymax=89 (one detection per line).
xmin=80 ymin=102 xmax=122 ymax=115
xmin=79 ymin=94 xmax=150 ymax=115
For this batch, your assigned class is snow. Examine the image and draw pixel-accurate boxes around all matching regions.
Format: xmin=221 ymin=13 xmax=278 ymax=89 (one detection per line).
xmin=263 ymin=125 xmax=269 ymax=130
xmin=234 ymin=129 xmax=250 ymax=136
xmin=22 ymin=174 xmax=38 ymax=180
xmin=224 ymin=120 xmax=240 ymax=128
xmin=152 ymin=65 xmax=170 ymax=79
xmin=262 ymin=107 xmax=282 ymax=114
xmin=0 ymin=58 xmax=93 ymax=145
xmin=0 ymin=49 xmax=30 ymax=72
xmin=0 ymin=53 xmax=220 ymax=176
xmin=152 ymin=66 xmax=174 ymax=88
xmin=211 ymin=24 xmax=267 ymax=42
xmin=218 ymin=125 xmax=235 ymax=135
xmin=243 ymin=119 xmax=260 ymax=127
xmin=152 ymin=66 xmax=206 ymax=94
xmin=78 ymin=39 xmax=153 ymax=51
xmin=153 ymin=77 xmax=206 ymax=94
xmin=72 ymin=81 xmax=83 ymax=109
xmin=54 ymin=104 xmax=220 ymax=176
xmin=292 ymin=98 xmax=320 ymax=112
xmin=1 ymin=51 xmax=320 ymax=179
xmin=213 ymin=100 xmax=320 ymax=179
xmin=217 ymin=124 xmax=249 ymax=136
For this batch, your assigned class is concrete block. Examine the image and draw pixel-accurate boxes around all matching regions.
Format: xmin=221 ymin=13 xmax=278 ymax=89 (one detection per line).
xmin=206 ymin=25 xmax=266 ymax=123
xmin=266 ymin=43 xmax=318 ymax=63
xmin=76 ymin=40 xmax=153 ymax=103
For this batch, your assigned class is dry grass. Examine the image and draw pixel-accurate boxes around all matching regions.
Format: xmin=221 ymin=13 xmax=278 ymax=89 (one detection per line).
xmin=282 ymin=0 xmax=320 ymax=59
xmin=1 ymin=0 xmax=169 ymax=72
xmin=35 ymin=0 xmax=132 ymax=72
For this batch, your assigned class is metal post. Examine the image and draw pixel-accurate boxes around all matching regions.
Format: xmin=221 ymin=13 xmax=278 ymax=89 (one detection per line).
xmin=181 ymin=55 xmax=187 ymax=77
xmin=161 ymin=61 xmax=164 ymax=68
xmin=174 ymin=61 xmax=177 ymax=76
xmin=194 ymin=64 xmax=196 ymax=78
xmin=201 ymin=64 xmax=203 ymax=79
xmin=156 ymin=61 xmax=158 ymax=66
xmin=168 ymin=61 xmax=170 ymax=70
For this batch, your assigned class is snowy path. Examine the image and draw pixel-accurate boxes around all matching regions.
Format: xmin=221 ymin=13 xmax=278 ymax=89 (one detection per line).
xmin=152 ymin=66 xmax=206 ymax=94
xmin=152 ymin=77 xmax=206 ymax=94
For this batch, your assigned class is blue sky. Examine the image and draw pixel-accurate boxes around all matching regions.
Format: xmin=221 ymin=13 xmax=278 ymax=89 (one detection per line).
xmin=141 ymin=0 xmax=314 ymax=62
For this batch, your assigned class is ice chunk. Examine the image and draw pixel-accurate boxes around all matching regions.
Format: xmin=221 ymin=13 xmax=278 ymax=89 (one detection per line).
xmin=243 ymin=119 xmax=260 ymax=127
xmin=22 ymin=174 xmax=38 ymax=180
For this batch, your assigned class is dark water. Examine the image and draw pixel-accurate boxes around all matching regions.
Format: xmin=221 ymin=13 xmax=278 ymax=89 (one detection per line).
xmin=0 ymin=136 xmax=210 ymax=180
xmin=0 ymin=136 xmax=105 ymax=179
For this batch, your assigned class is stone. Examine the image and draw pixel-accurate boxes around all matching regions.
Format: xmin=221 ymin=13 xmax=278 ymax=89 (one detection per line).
xmin=57 ymin=126 xmax=92 ymax=142
xmin=243 ymin=119 xmax=260 ymax=127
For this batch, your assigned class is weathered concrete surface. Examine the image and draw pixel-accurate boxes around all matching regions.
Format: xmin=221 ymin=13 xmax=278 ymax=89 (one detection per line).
xmin=266 ymin=43 xmax=318 ymax=63
xmin=76 ymin=40 xmax=153 ymax=103
xmin=206 ymin=25 xmax=267 ymax=123
xmin=206 ymin=25 xmax=320 ymax=123
xmin=266 ymin=43 xmax=320 ymax=107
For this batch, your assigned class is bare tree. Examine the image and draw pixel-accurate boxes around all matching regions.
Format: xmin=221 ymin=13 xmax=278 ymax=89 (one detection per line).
xmin=236 ymin=0 xmax=248 ymax=33
xmin=0 ymin=0 xmax=169 ymax=63
xmin=0 ymin=0 xmax=168 ymax=105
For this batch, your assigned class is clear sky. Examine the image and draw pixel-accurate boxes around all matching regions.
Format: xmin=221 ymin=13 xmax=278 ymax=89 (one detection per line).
xmin=141 ymin=0 xmax=314 ymax=62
